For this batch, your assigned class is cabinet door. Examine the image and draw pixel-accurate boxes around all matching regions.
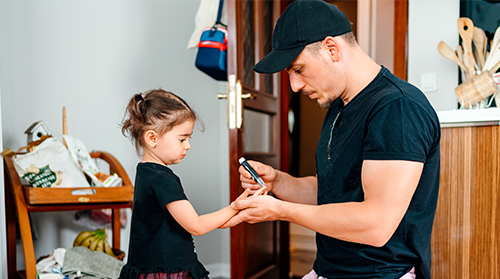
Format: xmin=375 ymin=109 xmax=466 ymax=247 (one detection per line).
xmin=432 ymin=126 xmax=500 ymax=278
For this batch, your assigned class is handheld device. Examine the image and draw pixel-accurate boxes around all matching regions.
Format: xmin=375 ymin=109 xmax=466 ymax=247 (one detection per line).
xmin=239 ymin=157 xmax=265 ymax=187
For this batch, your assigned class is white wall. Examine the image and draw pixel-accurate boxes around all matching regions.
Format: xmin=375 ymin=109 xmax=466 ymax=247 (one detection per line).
xmin=358 ymin=0 xmax=460 ymax=112
xmin=408 ymin=0 xmax=461 ymax=111
xmin=0 ymin=0 xmax=230 ymax=277
xmin=0 ymin=81 xmax=6 ymax=278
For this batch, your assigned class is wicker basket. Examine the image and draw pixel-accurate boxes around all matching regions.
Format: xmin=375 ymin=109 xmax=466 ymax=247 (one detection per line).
xmin=455 ymin=71 xmax=498 ymax=108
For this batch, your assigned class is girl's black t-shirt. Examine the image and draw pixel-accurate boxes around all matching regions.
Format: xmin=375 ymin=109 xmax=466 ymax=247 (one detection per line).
xmin=314 ymin=67 xmax=441 ymax=279
xmin=119 ymin=162 xmax=209 ymax=279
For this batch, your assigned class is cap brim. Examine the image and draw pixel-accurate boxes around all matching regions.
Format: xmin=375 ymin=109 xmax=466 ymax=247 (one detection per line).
xmin=253 ymin=45 xmax=306 ymax=74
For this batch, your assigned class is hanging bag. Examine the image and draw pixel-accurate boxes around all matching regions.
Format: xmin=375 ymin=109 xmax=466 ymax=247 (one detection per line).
xmin=195 ymin=0 xmax=227 ymax=81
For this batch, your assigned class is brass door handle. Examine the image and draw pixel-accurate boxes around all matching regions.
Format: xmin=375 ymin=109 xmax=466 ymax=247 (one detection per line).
xmin=217 ymin=93 xmax=256 ymax=99
xmin=219 ymin=75 xmax=255 ymax=129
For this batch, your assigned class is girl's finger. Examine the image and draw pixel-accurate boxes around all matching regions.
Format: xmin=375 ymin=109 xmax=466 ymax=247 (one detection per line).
xmin=252 ymin=186 xmax=267 ymax=197
xmin=237 ymin=189 xmax=251 ymax=200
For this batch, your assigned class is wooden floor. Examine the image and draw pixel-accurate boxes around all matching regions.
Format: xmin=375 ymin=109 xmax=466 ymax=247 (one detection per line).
xmin=290 ymin=248 xmax=315 ymax=278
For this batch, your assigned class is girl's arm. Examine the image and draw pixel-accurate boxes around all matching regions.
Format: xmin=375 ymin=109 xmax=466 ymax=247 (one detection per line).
xmin=166 ymin=189 xmax=251 ymax=236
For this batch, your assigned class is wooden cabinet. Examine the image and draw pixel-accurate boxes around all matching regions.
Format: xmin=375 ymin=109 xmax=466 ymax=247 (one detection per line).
xmin=431 ymin=125 xmax=500 ymax=278
xmin=3 ymin=151 xmax=133 ymax=279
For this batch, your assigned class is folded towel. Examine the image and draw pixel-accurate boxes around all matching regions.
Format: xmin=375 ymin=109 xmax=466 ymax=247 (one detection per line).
xmin=36 ymin=248 xmax=66 ymax=274
xmin=63 ymin=246 xmax=125 ymax=279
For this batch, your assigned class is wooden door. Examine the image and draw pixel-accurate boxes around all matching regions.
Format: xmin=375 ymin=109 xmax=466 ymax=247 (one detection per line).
xmin=226 ymin=0 xmax=289 ymax=278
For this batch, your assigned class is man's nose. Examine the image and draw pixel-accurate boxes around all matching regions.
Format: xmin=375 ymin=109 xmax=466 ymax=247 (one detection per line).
xmin=289 ymin=75 xmax=305 ymax=93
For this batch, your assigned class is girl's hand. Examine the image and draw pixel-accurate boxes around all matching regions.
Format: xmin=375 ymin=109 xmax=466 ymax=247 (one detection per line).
xmin=225 ymin=194 xmax=282 ymax=227
xmin=219 ymin=187 xmax=267 ymax=229
xmin=218 ymin=189 xmax=251 ymax=229
xmin=235 ymin=188 xmax=252 ymax=203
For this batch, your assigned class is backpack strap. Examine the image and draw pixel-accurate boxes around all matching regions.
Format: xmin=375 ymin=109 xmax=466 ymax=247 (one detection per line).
xmin=214 ymin=0 xmax=226 ymax=27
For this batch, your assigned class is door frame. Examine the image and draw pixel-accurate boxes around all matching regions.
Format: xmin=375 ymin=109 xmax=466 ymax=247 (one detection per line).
xmin=227 ymin=0 xmax=289 ymax=278
xmin=394 ymin=0 xmax=408 ymax=80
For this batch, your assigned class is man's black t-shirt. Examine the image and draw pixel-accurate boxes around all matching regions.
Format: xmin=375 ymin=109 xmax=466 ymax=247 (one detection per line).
xmin=314 ymin=67 xmax=440 ymax=279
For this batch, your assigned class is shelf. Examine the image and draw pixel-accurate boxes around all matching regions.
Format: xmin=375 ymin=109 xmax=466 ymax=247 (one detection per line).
xmin=3 ymin=151 xmax=134 ymax=279
xmin=23 ymin=184 xmax=133 ymax=205
xmin=437 ymin=107 xmax=500 ymax=127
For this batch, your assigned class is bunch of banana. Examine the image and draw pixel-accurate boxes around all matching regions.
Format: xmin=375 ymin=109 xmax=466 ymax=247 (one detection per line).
xmin=73 ymin=228 xmax=115 ymax=257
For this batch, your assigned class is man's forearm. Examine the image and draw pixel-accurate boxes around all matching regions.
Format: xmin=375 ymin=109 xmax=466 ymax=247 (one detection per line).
xmin=272 ymin=171 xmax=317 ymax=205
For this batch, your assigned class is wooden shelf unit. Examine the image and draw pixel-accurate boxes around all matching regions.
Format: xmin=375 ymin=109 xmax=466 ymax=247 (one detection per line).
xmin=3 ymin=151 xmax=134 ymax=279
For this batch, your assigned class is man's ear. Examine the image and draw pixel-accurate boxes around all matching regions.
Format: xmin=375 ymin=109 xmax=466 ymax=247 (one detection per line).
xmin=324 ymin=36 xmax=340 ymax=62
xmin=144 ymin=130 xmax=158 ymax=148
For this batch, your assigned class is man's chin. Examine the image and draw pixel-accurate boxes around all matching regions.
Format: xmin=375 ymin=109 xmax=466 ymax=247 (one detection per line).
xmin=317 ymin=99 xmax=332 ymax=109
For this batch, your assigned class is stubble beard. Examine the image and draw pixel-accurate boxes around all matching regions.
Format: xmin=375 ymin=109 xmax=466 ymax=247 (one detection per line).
xmin=318 ymin=95 xmax=336 ymax=109
xmin=301 ymin=90 xmax=335 ymax=109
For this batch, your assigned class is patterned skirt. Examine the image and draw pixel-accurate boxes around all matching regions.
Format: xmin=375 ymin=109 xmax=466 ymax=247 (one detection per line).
xmin=138 ymin=270 xmax=196 ymax=279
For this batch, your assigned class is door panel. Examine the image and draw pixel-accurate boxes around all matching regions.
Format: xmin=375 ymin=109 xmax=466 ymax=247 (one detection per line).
xmin=227 ymin=0 xmax=288 ymax=278
xmin=243 ymin=109 xmax=273 ymax=153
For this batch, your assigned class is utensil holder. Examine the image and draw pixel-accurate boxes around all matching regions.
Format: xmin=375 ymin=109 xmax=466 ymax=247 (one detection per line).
xmin=455 ymin=71 xmax=498 ymax=108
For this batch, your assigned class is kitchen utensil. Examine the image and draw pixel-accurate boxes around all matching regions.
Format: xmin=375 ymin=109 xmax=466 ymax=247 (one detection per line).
xmin=490 ymin=60 xmax=500 ymax=74
xmin=484 ymin=44 xmax=500 ymax=72
xmin=490 ymin=26 xmax=500 ymax=53
xmin=456 ymin=45 xmax=469 ymax=81
xmin=455 ymin=71 xmax=498 ymax=108
xmin=457 ymin=17 xmax=476 ymax=77
xmin=484 ymin=26 xmax=500 ymax=71
xmin=438 ymin=41 xmax=468 ymax=71
xmin=473 ymin=27 xmax=486 ymax=69
xmin=494 ymin=72 xmax=500 ymax=108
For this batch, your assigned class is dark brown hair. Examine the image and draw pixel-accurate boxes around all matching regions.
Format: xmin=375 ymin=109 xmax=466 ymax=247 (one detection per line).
xmin=121 ymin=89 xmax=202 ymax=154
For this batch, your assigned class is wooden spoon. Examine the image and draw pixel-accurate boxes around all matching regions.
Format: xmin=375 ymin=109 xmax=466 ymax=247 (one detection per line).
xmin=490 ymin=60 xmax=500 ymax=74
xmin=456 ymin=45 xmax=469 ymax=81
xmin=484 ymin=44 xmax=500 ymax=72
xmin=457 ymin=18 xmax=476 ymax=77
xmin=484 ymin=26 xmax=500 ymax=71
xmin=490 ymin=26 xmax=500 ymax=53
xmin=438 ymin=41 xmax=467 ymax=70
xmin=473 ymin=27 xmax=486 ymax=70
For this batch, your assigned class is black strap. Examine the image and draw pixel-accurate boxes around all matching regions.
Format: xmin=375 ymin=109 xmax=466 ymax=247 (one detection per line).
xmin=215 ymin=0 xmax=225 ymax=26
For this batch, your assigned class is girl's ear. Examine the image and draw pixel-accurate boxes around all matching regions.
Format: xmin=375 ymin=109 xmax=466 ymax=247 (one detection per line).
xmin=144 ymin=130 xmax=158 ymax=148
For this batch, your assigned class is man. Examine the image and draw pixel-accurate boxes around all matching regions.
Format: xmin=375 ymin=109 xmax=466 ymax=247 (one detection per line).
xmin=224 ymin=0 xmax=441 ymax=278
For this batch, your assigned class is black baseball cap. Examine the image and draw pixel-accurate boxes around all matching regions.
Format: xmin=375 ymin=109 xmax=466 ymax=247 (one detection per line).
xmin=253 ymin=0 xmax=352 ymax=74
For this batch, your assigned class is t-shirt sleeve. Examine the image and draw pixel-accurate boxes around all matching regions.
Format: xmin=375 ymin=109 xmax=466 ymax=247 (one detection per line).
xmin=363 ymin=98 xmax=435 ymax=163
xmin=150 ymin=171 xmax=188 ymax=209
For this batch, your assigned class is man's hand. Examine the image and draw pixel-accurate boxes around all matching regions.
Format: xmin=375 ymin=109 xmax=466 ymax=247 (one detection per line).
xmin=226 ymin=194 xmax=281 ymax=227
xmin=219 ymin=187 xmax=270 ymax=228
xmin=239 ymin=161 xmax=277 ymax=194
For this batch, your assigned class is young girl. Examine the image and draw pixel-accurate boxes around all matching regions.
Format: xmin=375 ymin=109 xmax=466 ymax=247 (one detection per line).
xmin=118 ymin=89 xmax=250 ymax=279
